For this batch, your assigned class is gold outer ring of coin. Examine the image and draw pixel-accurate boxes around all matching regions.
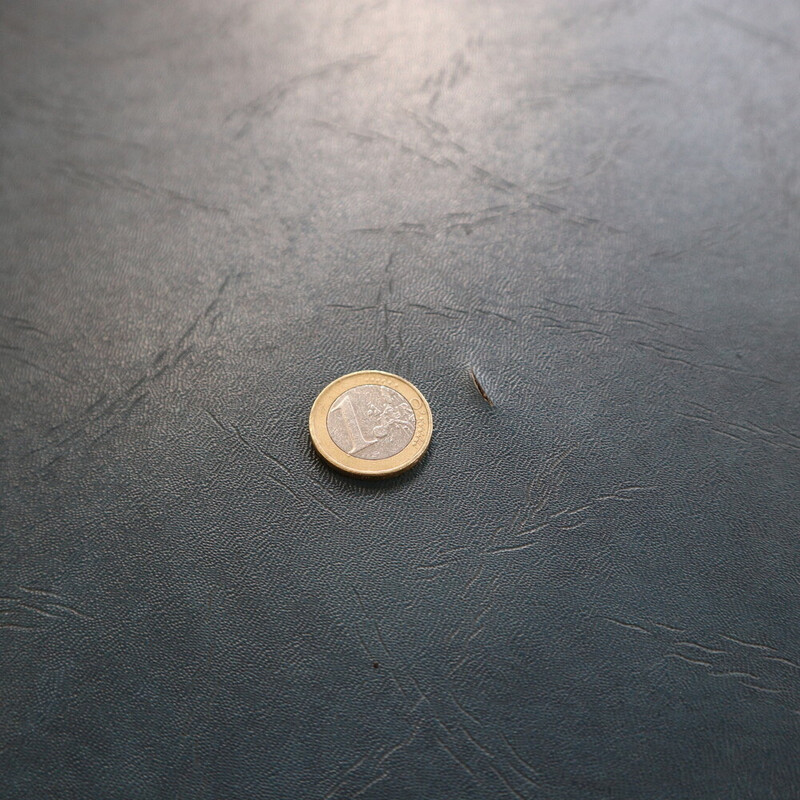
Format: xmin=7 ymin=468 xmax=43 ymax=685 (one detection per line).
xmin=309 ymin=370 xmax=433 ymax=478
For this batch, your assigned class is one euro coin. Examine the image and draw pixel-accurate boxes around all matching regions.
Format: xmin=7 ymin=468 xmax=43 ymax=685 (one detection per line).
xmin=309 ymin=370 xmax=432 ymax=478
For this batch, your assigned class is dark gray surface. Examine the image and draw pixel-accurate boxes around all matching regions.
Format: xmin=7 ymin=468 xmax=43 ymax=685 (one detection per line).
xmin=2 ymin=1 xmax=799 ymax=798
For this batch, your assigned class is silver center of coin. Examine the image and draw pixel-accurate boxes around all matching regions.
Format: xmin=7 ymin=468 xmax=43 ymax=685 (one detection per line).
xmin=326 ymin=384 xmax=416 ymax=460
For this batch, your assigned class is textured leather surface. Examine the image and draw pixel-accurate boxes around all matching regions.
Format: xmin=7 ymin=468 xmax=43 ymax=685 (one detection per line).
xmin=2 ymin=1 xmax=799 ymax=798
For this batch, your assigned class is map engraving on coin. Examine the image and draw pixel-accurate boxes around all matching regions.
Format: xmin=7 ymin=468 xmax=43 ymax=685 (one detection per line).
xmin=326 ymin=384 xmax=416 ymax=460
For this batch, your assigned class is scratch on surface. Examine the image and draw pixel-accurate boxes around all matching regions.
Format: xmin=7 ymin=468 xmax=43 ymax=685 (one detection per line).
xmin=353 ymin=588 xmax=413 ymax=703
xmin=418 ymin=48 xmax=474 ymax=108
xmin=675 ymin=411 xmax=712 ymax=424
xmin=676 ymin=641 xmax=727 ymax=655
xmin=19 ymin=588 xmax=93 ymax=620
xmin=710 ymin=671 xmax=758 ymax=680
xmin=775 ymin=425 xmax=800 ymax=443
xmin=451 ymin=694 xmax=481 ymax=727
xmin=326 ymin=303 xmax=378 ymax=312
xmin=17 ymin=603 xmax=59 ymax=620
xmin=675 ymin=406 xmax=800 ymax=454
xmin=1 ymin=592 xmax=93 ymax=626
xmin=654 ymin=621 xmax=684 ymax=632
xmin=321 ymin=737 xmax=404 ymax=800
xmin=228 ymin=422 xmax=342 ymax=520
xmin=504 ymin=485 xmax=655 ymax=546
xmin=378 ymin=729 xmax=419 ymax=765
xmin=486 ymin=761 xmax=528 ymax=800
xmin=351 ymin=773 xmax=388 ymax=798
xmin=505 ymin=759 xmax=541 ymax=791
xmin=203 ymin=408 xmax=229 ymax=434
xmin=698 ymin=4 xmax=799 ymax=55
xmin=36 ymin=601 xmax=93 ymax=621
xmin=229 ymin=53 xmax=378 ymax=135
xmin=606 ymin=614 xmax=799 ymax=715
xmin=0 ymin=314 xmax=50 ymax=337
xmin=721 ymin=634 xmax=778 ymax=653
xmin=2 ymin=351 xmax=73 ymax=384
xmin=464 ymin=565 xmax=484 ymax=591
xmin=53 ymin=163 xmax=229 ymax=214
xmin=765 ymin=656 xmax=800 ymax=671
xmin=434 ymin=735 xmax=480 ymax=782
xmin=466 ymin=627 xmax=485 ymax=644
xmin=314 ymin=110 xmax=626 ymax=237
xmin=488 ymin=539 xmax=542 ymax=556
xmin=711 ymin=428 xmax=748 ymax=443
xmin=666 ymin=653 xmax=713 ymax=668
xmin=500 ymin=733 xmax=542 ymax=784
xmin=354 ymin=627 xmax=372 ymax=662
xmin=511 ymin=521 xmax=550 ymax=538
xmin=604 ymin=617 xmax=651 ymax=635
xmin=29 ymin=273 xmax=240 ymax=469
xmin=459 ymin=724 xmax=496 ymax=762
xmin=20 ymin=586 xmax=63 ymax=601
xmin=474 ymin=603 xmax=492 ymax=625
xmin=448 ymin=652 xmax=472 ymax=678
xmin=233 ymin=425 xmax=315 ymax=501
xmin=353 ymin=586 xmax=391 ymax=661
xmin=739 ymin=682 xmax=782 ymax=695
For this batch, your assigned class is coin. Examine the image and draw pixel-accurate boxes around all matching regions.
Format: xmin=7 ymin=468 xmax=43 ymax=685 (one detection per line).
xmin=309 ymin=370 xmax=433 ymax=478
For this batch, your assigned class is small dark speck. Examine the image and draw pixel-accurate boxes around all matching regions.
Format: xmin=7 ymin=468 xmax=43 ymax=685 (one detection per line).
xmin=372 ymin=661 xmax=380 ymax=669
xmin=736 ymin=353 xmax=742 ymax=359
